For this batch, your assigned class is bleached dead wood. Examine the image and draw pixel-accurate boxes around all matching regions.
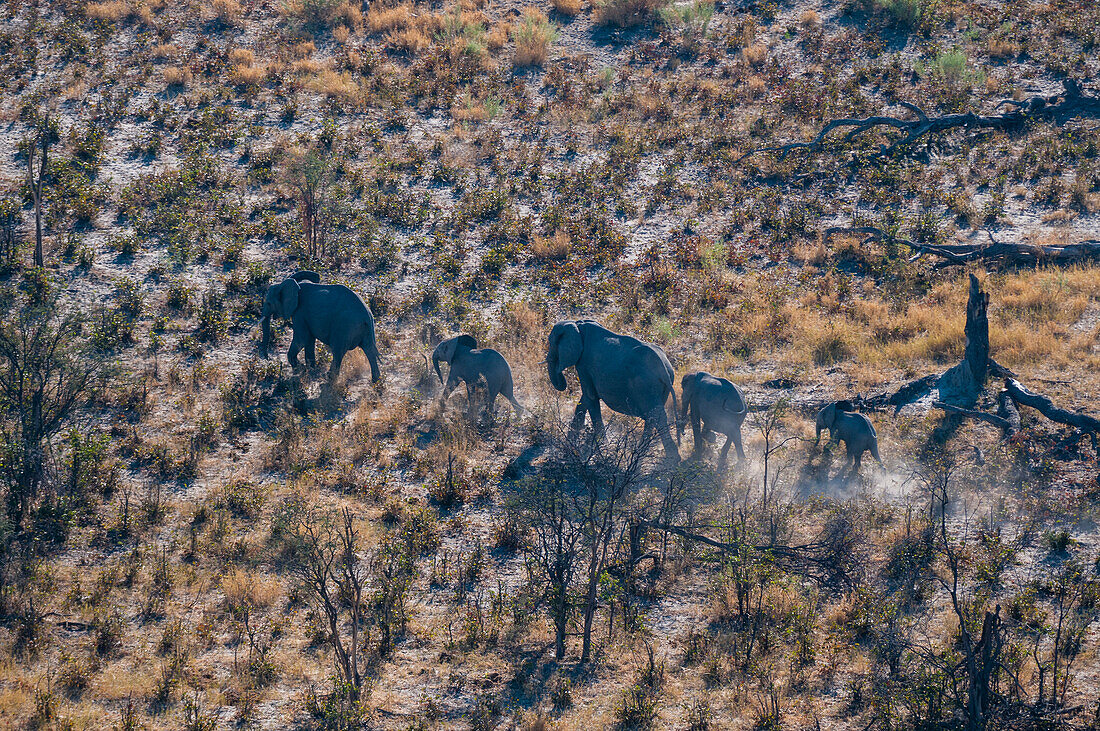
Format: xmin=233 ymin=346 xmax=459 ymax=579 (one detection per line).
xmin=738 ymin=80 xmax=1100 ymax=162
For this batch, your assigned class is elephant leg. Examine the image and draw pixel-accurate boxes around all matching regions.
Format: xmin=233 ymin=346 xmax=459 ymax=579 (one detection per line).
xmin=569 ymin=402 xmax=588 ymax=436
xmin=287 ymin=340 xmax=303 ymax=371
xmin=731 ymin=425 xmax=746 ymax=462
xmin=651 ymin=407 xmax=679 ymax=462
xmin=690 ymin=412 xmax=704 ymax=458
xmin=305 ymin=338 xmax=317 ymax=369
xmin=588 ymin=398 xmax=604 ymax=439
xmin=466 ymin=383 xmax=478 ymax=420
xmin=327 ymin=347 xmax=346 ymax=382
xmin=486 ymin=385 xmax=500 ymax=418
xmin=718 ymin=435 xmax=733 ymax=469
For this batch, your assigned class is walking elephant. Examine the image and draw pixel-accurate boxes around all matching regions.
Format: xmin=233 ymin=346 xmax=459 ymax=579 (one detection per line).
xmin=814 ymin=400 xmax=882 ymax=472
xmin=679 ymin=372 xmax=748 ymax=468
xmin=432 ymin=334 xmax=524 ymax=418
xmin=260 ymin=272 xmax=381 ymax=383
xmin=546 ymin=320 xmax=680 ymax=460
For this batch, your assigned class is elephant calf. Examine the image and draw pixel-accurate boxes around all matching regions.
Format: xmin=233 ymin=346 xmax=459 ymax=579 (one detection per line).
xmin=679 ymin=372 xmax=748 ymax=468
xmin=814 ymin=400 xmax=882 ymax=473
xmin=432 ymin=334 xmax=524 ymax=419
xmin=260 ymin=271 xmax=381 ymax=383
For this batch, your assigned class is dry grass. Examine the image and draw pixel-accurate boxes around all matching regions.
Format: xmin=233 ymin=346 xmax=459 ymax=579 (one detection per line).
xmin=743 ymin=43 xmax=768 ymax=66
xmin=799 ymin=9 xmax=820 ymax=27
xmin=86 ymin=1 xmax=131 ymax=21
xmin=388 ymin=26 xmax=431 ymax=54
xmin=368 ymin=3 xmax=415 ymax=33
xmin=552 ymin=0 xmax=584 ymax=15
xmin=229 ymin=47 xmax=255 ymax=66
xmin=151 ymin=42 xmax=177 ymax=60
xmin=513 ymin=9 xmax=559 ymax=67
xmin=163 ymin=65 xmax=192 ymax=87
xmin=208 ymin=0 xmax=243 ymax=23
xmin=531 ymin=230 xmax=571 ymax=260
xmin=223 ymin=569 xmax=282 ymax=612
xmin=310 ymin=69 xmax=360 ymax=101
xmin=232 ymin=63 xmax=266 ymax=86
xmin=593 ymin=0 xmax=667 ymax=27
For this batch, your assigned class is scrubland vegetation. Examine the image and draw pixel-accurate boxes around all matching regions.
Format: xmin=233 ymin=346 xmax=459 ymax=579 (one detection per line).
xmin=1 ymin=0 xmax=1099 ymax=728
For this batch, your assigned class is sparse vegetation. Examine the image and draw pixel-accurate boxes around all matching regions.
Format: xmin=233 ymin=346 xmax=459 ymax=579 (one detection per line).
xmin=1 ymin=0 xmax=1100 ymax=727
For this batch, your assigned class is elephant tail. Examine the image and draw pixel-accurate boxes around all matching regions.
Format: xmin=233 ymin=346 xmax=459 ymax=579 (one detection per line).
xmin=871 ymin=440 xmax=883 ymax=464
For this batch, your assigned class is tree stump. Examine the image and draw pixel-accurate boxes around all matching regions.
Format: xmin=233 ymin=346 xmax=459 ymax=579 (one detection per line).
xmin=937 ymin=273 xmax=990 ymax=404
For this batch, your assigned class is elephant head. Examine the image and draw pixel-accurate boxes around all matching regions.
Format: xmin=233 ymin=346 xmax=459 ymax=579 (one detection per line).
xmin=815 ymin=402 xmax=837 ymax=446
xmin=546 ymin=321 xmax=582 ymax=392
xmin=260 ymin=277 xmax=303 ymax=358
xmin=815 ymin=400 xmax=854 ymax=445
xmin=432 ymin=334 xmax=477 ymax=385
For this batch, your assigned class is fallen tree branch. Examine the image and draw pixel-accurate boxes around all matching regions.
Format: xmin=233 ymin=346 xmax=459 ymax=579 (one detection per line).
xmin=826 ymin=226 xmax=1100 ymax=270
xmin=1004 ymin=378 xmax=1100 ymax=433
xmin=933 ymin=400 xmax=1015 ymax=431
xmin=738 ymin=80 xmax=1100 ymax=162
xmin=638 ymin=521 xmax=860 ymax=587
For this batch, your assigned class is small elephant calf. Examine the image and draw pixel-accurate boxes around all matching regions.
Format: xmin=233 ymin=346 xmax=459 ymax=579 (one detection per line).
xmin=432 ymin=334 xmax=524 ymax=419
xmin=814 ymin=400 xmax=882 ymax=473
xmin=679 ymin=372 xmax=748 ymax=468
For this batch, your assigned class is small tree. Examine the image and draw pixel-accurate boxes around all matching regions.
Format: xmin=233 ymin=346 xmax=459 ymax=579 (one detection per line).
xmin=283 ymin=148 xmax=336 ymax=265
xmin=285 ymin=505 xmax=367 ymax=696
xmin=0 ymin=295 xmax=106 ymax=526
xmin=518 ymin=470 xmax=583 ymax=661
xmin=20 ymin=112 xmax=59 ymax=269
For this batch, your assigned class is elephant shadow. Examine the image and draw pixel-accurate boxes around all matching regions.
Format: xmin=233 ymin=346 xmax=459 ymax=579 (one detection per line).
xmin=794 ymin=447 xmax=869 ymax=499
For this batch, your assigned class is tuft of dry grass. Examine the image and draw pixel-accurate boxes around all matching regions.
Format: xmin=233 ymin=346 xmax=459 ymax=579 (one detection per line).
xmin=743 ymin=43 xmax=768 ymax=66
xmin=310 ymin=69 xmax=360 ymax=101
xmin=799 ymin=9 xmax=820 ymax=27
xmin=86 ymin=1 xmax=132 ymax=21
xmin=513 ymin=9 xmax=559 ymax=67
xmin=163 ymin=65 xmax=192 ymax=87
xmin=593 ymin=0 xmax=667 ymax=27
xmin=388 ymin=26 xmax=431 ymax=54
xmin=367 ymin=3 xmax=414 ymax=32
xmin=208 ymin=0 xmax=243 ymax=23
xmin=229 ymin=47 xmax=255 ymax=66
xmin=151 ymin=43 xmax=177 ymax=60
xmin=223 ymin=569 xmax=282 ymax=612
xmin=531 ymin=230 xmax=571 ymax=260
xmin=232 ymin=63 xmax=266 ymax=87
xmin=552 ymin=0 xmax=584 ymax=15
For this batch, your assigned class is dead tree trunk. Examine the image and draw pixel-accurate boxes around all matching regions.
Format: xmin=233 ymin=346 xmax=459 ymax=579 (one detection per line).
xmin=738 ymin=79 xmax=1100 ymax=162
xmin=937 ymin=273 xmax=991 ymax=404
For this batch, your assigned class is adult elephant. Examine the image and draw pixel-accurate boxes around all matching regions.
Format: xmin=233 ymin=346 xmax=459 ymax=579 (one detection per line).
xmin=546 ymin=320 xmax=679 ymax=460
xmin=260 ymin=271 xmax=381 ymax=383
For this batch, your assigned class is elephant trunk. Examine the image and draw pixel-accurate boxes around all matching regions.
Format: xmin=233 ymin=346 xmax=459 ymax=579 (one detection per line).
xmin=547 ymin=357 xmax=567 ymax=392
xmin=431 ymin=348 xmax=445 ymax=386
xmin=260 ymin=313 xmax=272 ymax=359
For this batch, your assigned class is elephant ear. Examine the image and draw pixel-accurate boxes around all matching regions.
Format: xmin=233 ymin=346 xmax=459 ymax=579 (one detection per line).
xmin=455 ymin=334 xmax=477 ymax=350
xmin=278 ymin=278 xmax=302 ymax=317
xmin=820 ymin=402 xmax=837 ymax=427
xmin=553 ymin=321 xmax=582 ymax=369
xmin=834 ymin=399 xmax=855 ymax=412
xmin=289 ymin=270 xmax=321 ymax=284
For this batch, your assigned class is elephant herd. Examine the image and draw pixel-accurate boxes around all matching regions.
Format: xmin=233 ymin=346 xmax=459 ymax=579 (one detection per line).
xmin=260 ymin=273 xmax=883 ymax=473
